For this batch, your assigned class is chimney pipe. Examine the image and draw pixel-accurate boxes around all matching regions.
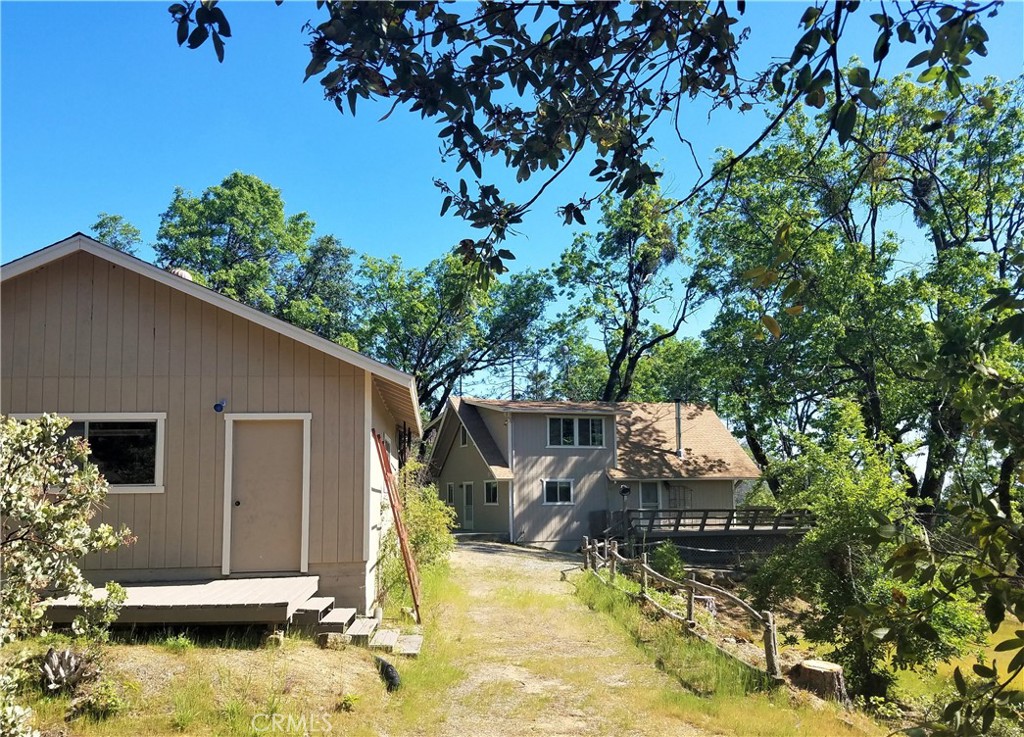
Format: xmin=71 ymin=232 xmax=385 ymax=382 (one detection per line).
xmin=675 ymin=398 xmax=683 ymax=459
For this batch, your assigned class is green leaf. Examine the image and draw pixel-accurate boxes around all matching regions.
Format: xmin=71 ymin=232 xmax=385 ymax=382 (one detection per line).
xmin=440 ymin=195 xmax=453 ymax=217
xmin=918 ymin=65 xmax=944 ymax=83
xmin=761 ymin=315 xmax=781 ymax=339
xmin=835 ymin=101 xmax=857 ymax=144
xmin=212 ymin=31 xmax=224 ymax=62
xmin=953 ymin=666 xmax=967 ymax=696
xmin=973 ymin=663 xmax=996 ymax=679
xmin=858 ymin=89 xmax=881 ymax=110
xmin=783 ymin=304 xmax=804 ymax=316
xmin=847 ymin=66 xmax=871 ymax=88
xmin=993 ymin=637 xmax=1024 ymax=652
xmin=186 ymin=24 xmax=209 ymax=49
xmin=870 ymin=627 xmax=890 ymax=640
xmin=985 ymin=594 xmax=1005 ymax=630
xmin=176 ymin=18 xmax=189 ymax=46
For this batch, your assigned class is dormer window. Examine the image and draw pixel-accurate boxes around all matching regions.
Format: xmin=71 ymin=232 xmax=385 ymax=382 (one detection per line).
xmin=547 ymin=416 xmax=604 ymax=448
xmin=460 ymin=426 xmax=468 ymax=446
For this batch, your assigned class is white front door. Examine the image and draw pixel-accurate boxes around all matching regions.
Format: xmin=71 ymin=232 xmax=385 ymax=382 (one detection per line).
xmin=463 ymin=482 xmax=475 ymax=530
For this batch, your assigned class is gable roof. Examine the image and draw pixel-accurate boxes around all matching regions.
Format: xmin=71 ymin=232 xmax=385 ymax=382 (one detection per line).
xmin=610 ymin=403 xmax=761 ymax=481
xmin=1 ymin=233 xmax=422 ymax=435
xmin=429 ymin=396 xmax=512 ymax=480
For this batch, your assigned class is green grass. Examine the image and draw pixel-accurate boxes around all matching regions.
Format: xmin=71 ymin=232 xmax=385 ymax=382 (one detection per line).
xmin=574 ymin=571 xmax=882 ymax=737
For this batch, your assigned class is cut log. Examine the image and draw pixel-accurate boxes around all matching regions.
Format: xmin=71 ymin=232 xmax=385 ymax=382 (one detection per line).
xmin=789 ymin=660 xmax=850 ymax=704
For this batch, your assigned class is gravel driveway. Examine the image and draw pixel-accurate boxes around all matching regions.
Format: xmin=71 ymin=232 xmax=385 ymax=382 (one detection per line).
xmin=433 ymin=541 xmax=709 ymax=736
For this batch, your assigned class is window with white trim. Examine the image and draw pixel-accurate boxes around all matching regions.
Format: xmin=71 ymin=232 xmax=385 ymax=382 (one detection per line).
xmin=484 ymin=480 xmax=498 ymax=505
xmin=543 ymin=479 xmax=573 ymax=505
xmin=446 ymin=482 xmax=455 ymax=505
xmin=639 ymin=481 xmax=660 ymax=510
xmin=547 ymin=416 xmax=604 ymax=447
xmin=16 ymin=413 xmax=166 ymax=493
xmin=460 ymin=426 xmax=468 ymax=446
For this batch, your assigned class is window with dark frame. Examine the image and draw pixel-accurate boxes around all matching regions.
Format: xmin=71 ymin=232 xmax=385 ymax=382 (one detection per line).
xmin=543 ymin=479 xmax=573 ymax=504
xmin=460 ymin=426 xmax=468 ymax=446
xmin=484 ymin=480 xmax=498 ymax=505
xmin=548 ymin=416 xmax=603 ymax=447
xmin=446 ymin=482 xmax=455 ymax=505
xmin=64 ymin=420 xmax=159 ymax=486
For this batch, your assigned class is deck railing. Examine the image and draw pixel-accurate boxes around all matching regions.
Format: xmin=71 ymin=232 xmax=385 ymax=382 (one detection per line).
xmin=624 ymin=507 xmax=814 ymax=536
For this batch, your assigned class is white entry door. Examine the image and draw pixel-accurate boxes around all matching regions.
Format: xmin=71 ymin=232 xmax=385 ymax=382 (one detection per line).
xmin=463 ymin=483 xmax=475 ymax=530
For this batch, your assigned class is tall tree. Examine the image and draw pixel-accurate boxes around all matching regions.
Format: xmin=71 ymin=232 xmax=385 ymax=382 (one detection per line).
xmin=171 ymin=2 xmax=1001 ymax=272
xmin=555 ymin=185 xmax=710 ymax=401
xmin=153 ymin=172 xmax=359 ymax=344
xmin=91 ymin=212 xmax=142 ymax=255
xmin=354 ymin=254 xmax=552 ymax=418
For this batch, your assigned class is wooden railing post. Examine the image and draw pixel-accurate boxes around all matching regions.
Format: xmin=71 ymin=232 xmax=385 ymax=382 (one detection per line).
xmin=686 ymin=572 xmax=696 ymax=625
xmin=763 ymin=610 xmax=781 ymax=680
xmin=590 ymin=541 xmax=599 ymax=572
xmin=609 ymin=540 xmax=618 ymax=581
xmin=582 ymin=536 xmax=590 ymax=570
xmin=640 ymin=552 xmax=649 ymax=594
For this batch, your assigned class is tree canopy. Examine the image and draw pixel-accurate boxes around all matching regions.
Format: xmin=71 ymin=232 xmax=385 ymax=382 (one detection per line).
xmin=169 ymin=0 xmax=1004 ymax=273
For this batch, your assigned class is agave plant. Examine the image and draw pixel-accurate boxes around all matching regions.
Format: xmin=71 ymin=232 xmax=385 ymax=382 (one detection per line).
xmin=39 ymin=648 xmax=97 ymax=694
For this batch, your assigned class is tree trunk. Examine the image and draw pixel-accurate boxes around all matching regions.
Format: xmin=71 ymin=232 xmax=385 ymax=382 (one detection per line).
xmin=743 ymin=415 xmax=780 ymax=495
xmin=789 ymin=660 xmax=850 ymax=704
xmin=995 ymin=453 xmax=1018 ymax=519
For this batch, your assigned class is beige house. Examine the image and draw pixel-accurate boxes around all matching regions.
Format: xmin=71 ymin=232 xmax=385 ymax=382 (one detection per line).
xmin=429 ymin=397 xmax=761 ymax=549
xmin=1 ymin=234 xmax=421 ymax=613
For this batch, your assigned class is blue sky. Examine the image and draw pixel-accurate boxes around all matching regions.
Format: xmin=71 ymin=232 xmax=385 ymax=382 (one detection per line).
xmin=3 ymin=1 xmax=1022 ymax=290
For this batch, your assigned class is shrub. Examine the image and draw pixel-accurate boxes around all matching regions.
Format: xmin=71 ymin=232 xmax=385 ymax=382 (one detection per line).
xmin=66 ymin=678 xmax=126 ymax=721
xmin=649 ymin=540 xmax=687 ymax=582
xmin=376 ymin=459 xmax=456 ymax=611
xmin=747 ymin=401 xmax=985 ymax=697
xmin=160 ymin=633 xmax=195 ymax=653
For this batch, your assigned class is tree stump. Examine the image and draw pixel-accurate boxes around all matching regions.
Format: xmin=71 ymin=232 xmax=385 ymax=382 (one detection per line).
xmin=789 ymin=660 xmax=850 ymax=705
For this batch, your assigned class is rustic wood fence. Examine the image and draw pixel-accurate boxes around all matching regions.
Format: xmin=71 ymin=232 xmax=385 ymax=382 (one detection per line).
xmin=581 ymin=536 xmax=782 ymax=682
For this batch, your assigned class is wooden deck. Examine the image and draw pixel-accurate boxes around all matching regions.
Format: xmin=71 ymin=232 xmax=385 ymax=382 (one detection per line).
xmin=45 ymin=576 xmax=320 ymax=626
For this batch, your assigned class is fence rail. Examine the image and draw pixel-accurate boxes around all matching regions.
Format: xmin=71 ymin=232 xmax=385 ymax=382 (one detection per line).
xmin=582 ymin=536 xmax=781 ymax=681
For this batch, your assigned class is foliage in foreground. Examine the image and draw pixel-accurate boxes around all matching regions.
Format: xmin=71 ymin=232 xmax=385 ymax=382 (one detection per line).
xmin=376 ymin=459 xmax=456 ymax=613
xmin=1 ymin=415 xmax=132 ymax=736
xmin=748 ymin=402 xmax=985 ymax=698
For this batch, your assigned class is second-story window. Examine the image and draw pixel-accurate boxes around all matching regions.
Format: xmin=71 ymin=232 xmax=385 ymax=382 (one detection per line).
xmin=547 ymin=416 xmax=604 ymax=447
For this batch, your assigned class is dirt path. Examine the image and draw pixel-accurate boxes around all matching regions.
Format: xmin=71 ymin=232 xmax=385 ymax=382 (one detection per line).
xmin=431 ymin=541 xmax=710 ymax=736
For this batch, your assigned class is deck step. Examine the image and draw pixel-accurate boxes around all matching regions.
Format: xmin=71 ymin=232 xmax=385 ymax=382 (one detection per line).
xmin=369 ymin=629 xmax=400 ymax=652
xmin=316 ymin=607 xmax=356 ymax=633
xmin=345 ymin=617 xmax=378 ymax=645
xmin=394 ymin=634 xmax=423 ymax=658
xmin=292 ymin=596 xmax=335 ymax=626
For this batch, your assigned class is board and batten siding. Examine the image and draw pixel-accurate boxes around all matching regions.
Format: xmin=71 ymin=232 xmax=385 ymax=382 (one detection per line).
xmin=610 ymin=479 xmax=736 ymax=511
xmin=510 ymin=412 xmax=615 ymax=549
xmin=0 ymin=250 xmax=383 ymax=605
xmin=434 ymin=417 xmax=509 ymax=536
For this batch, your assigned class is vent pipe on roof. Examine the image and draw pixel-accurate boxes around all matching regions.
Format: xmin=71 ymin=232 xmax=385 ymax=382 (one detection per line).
xmin=675 ymin=398 xmax=684 ymax=459
xmin=166 ymin=266 xmax=194 ymax=282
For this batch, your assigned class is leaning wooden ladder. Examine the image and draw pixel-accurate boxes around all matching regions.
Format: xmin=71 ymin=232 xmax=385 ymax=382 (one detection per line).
xmin=372 ymin=429 xmax=422 ymax=624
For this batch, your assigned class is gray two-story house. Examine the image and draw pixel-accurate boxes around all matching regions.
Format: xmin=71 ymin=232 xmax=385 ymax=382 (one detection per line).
xmin=428 ymin=397 xmax=761 ymax=550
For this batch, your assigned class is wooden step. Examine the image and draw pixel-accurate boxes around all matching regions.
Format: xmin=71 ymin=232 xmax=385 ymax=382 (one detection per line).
xmin=368 ymin=629 xmax=399 ymax=652
xmin=345 ymin=617 xmax=378 ymax=645
xmin=394 ymin=634 xmax=423 ymax=658
xmin=316 ymin=607 xmax=356 ymax=633
xmin=292 ymin=596 xmax=335 ymax=626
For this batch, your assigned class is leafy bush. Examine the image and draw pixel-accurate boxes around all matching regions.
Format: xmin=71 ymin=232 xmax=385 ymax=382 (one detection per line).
xmin=747 ymin=401 xmax=985 ymax=697
xmin=649 ymin=540 xmax=687 ymax=582
xmin=160 ymin=633 xmax=196 ymax=653
xmin=66 ymin=678 xmax=126 ymax=721
xmin=1 ymin=414 xmax=132 ymax=642
xmin=377 ymin=459 xmax=456 ymax=611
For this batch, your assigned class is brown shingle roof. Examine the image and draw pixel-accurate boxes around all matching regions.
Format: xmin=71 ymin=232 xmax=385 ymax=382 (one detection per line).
xmin=451 ymin=397 xmax=513 ymax=480
xmin=610 ymin=403 xmax=761 ymax=481
xmin=463 ymin=398 xmax=631 ymax=415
